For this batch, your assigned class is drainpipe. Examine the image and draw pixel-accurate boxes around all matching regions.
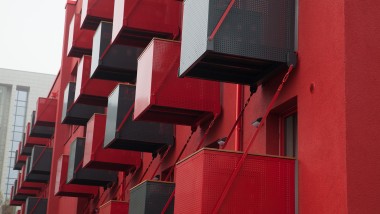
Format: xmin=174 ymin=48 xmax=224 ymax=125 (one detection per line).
xmin=235 ymin=85 xmax=243 ymax=151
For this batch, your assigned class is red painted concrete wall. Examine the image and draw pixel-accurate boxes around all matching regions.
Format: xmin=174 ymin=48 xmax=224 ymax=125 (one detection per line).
xmin=345 ymin=0 xmax=380 ymax=213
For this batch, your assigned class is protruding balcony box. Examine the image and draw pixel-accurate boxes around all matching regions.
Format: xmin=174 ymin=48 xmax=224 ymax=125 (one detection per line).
xmin=67 ymin=13 xmax=95 ymax=57
xmin=135 ymin=39 xmax=221 ymax=126
xmin=55 ymin=155 xmax=98 ymax=197
xmin=104 ymin=84 xmax=174 ymax=153
xmin=75 ymin=55 xmax=118 ymax=106
xmin=129 ymin=181 xmax=175 ymax=214
xmin=81 ymin=0 xmax=114 ymax=30
xmin=90 ymin=21 xmax=143 ymax=82
xmin=13 ymin=180 xmax=38 ymax=201
xmin=62 ymin=82 xmax=104 ymax=125
xmin=25 ymin=197 xmax=47 ymax=214
xmin=24 ymin=123 xmax=49 ymax=148
xmin=112 ymin=0 xmax=181 ymax=47
xmin=29 ymin=146 xmax=52 ymax=175
xmin=67 ymin=138 xmax=118 ymax=186
xmin=99 ymin=201 xmax=129 ymax=214
xmin=179 ymin=0 xmax=296 ymax=85
xmin=30 ymin=97 xmax=57 ymax=138
xmin=14 ymin=144 xmax=27 ymax=170
xmin=174 ymin=148 xmax=296 ymax=213
xmin=19 ymin=168 xmax=44 ymax=190
xmin=83 ymin=114 xmax=141 ymax=171
xmin=10 ymin=186 xmax=23 ymax=206
xmin=24 ymin=156 xmax=50 ymax=183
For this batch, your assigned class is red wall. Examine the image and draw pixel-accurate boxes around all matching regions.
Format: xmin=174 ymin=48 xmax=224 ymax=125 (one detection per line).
xmin=345 ymin=0 xmax=380 ymax=213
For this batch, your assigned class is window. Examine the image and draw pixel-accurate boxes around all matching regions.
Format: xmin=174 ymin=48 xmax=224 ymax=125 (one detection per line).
xmin=266 ymin=97 xmax=297 ymax=157
xmin=280 ymin=109 xmax=297 ymax=157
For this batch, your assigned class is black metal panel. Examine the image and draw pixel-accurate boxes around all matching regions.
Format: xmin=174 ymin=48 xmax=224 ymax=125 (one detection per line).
xmin=61 ymin=82 xmax=104 ymax=125
xmin=104 ymin=84 xmax=174 ymax=153
xmin=90 ymin=22 xmax=144 ymax=83
xmin=24 ymin=157 xmax=50 ymax=183
xmin=179 ymin=0 xmax=296 ymax=85
xmin=129 ymin=181 xmax=175 ymax=214
xmin=29 ymin=111 xmax=54 ymax=138
xmin=67 ymin=138 xmax=117 ymax=186
xmin=25 ymin=197 xmax=48 ymax=214
xmin=29 ymin=146 xmax=52 ymax=175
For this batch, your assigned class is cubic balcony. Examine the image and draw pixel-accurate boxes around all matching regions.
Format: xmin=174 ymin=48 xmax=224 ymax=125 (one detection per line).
xmin=135 ymin=38 xmax=221 ymax=126
xmin=179 ymin=0 xmax=296 ymax=85
xmin=67 ymin=138 xmax=118 ymax=186
xmin=83 ymin=114 xmax=141 ymax=171
xmin=99 ymin=201 xmax=129 ymax=214
xmin=24 ymin=157 xmax=49 ymax=182
xmin=74 ymin=55 xmax=118 ymax=106
xmin=29 ymin=97 xmax=57 ymax=138
xmin=24 ymin=123 xmax=49 ymax=148
xmin=61 ymin=82 xmax=104 ymax=125
xmin=81 ymin=0 xmax=114 ymax=30
xmin=14 ymin=144 xmax=27 ymax=170
xmin=104 ymin=84 xmax=174 ymax=153
xmin=174 ymin=148 xmax=295 ymax=213
xmin=10 ymin=186 xmax=24 ymax=206
xmin=25 ymin=197 xmax=47 ymax=214
xmin=67 ymin=13 xmax=95 ymax=57
xmin=54 ymin=155 xmax=98 ymax=197
xmin=129 ymin=180 xmax=175 ymax=214
xmin=90 ymin=21 xmax=143 ymax=82
xmin=19 ymin=168 xmax=44 ymax=190
xmin=112 ymin=0 xmax=181 ymax=47
xmin=12 ymin=180 xmax=38 ymax=202
xmin=29 ymin=146 xmax=52 ymax=175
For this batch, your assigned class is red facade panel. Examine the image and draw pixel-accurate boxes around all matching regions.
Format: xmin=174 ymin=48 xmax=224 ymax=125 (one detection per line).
xmin=112 ymin=0 xmax=181 ymax=46
xmin=34 ymin=98 xmax=57 ymax=127
xmin=10 ymin=186 xmax=23 ymax=206
xmin=74 ymin=55 xmax=118 ymax=106
xmin=83 ymin=114 xmax=141 ymax=171
xmin=24 ymin=123 xmax=49 ymax=147
xmin=99 ymin=201 xmax=129 ymax=214
xmin=54 ymin=155 xmax=98 ymax=197
xmin=81 ymin=0 xmax=114 ymax=30
xmin=175 ymin=149 xmax=295 ymax=214
xmin=67 ymin=13 xmax=95 ymax=57
xmin=135 ymin=39 xmax=221 ymax=126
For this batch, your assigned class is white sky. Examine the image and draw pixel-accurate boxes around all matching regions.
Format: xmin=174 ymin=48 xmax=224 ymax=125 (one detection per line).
xmin=0 ymin=0 xmax=65 ymax=75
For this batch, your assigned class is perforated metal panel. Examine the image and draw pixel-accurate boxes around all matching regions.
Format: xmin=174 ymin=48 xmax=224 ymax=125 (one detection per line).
xmin=67 ymin=138 xmax=118 ymax=186
xmin=104 ymin=84 xmax=174 ymax=153
xmin=80 ymin=0 xmax=114 ymax=30
xmin=83 ymin=114 xmax=141 ymax=171
xmin=25 ymin=197 xmax=47 ymax=214
xmin=24 ymin=157 xmax=50 ymax=183
xmin=175 ymin=149 xmax=295 ymax=214
xmin=111 ymin=0 xmax=181 ymax=46
xmin=134 ymin=38 xmax=221 ymax=126
xmin=67 ymin=13 xmax=94 ymax=58
xmin=29 ymin=146 xmax=52 ymax=175
xmin=61 ymin=82 xmax=104 ymax=125
xmin=129 ymin=181 xmax=175 ymax=214
xmin=99 ymin=201 xmax=129 ymax=214
xmin=90 ymin=21 xmax=144 ymax=83
xmin=30 ymin=110 xmax=55 ymax=138
xmin=179 ymin=0 xmax=296 ymax=85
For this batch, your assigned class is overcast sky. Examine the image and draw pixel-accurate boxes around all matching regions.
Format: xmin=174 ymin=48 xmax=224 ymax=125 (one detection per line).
xmin=0 ymin=0 xmax=65 ymax=75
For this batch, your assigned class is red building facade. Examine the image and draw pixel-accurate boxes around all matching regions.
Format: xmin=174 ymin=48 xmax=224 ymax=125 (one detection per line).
xmin=10 ymin=0 xmax=380 ymax=213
